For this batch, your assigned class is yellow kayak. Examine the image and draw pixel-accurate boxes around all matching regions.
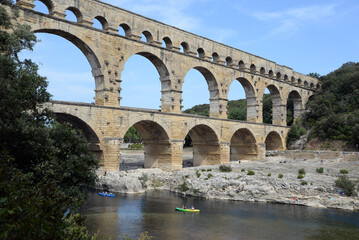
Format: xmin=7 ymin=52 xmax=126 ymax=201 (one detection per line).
xmin=175 ymin=207 xmax=200 ymax=213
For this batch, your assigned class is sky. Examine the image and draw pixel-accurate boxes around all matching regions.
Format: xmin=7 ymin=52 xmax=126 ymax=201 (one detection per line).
xmin=21 ymin=0 xmax=359 ymax=110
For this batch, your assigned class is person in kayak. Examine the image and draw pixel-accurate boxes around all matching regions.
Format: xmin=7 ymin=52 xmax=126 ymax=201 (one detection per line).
xmin=191 ymin=206 xmax=195 ymax=210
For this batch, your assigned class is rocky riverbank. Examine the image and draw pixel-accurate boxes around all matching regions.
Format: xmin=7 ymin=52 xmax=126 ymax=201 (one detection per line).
xmin=96 ymin=150 xmax=359 ymax=211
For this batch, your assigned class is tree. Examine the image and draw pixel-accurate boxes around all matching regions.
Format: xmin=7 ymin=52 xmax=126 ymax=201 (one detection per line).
xmin=0 ymin=2 xmax=99 ymax=238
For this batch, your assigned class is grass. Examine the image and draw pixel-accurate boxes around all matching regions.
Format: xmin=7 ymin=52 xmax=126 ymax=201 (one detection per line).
xmin=180 ymin=182 xmax=188 ymax=191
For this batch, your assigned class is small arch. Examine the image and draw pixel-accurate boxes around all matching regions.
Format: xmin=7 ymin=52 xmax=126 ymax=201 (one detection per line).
xmin=197 ymin=48 xmax=205 ymax=58
xmin=297 ymin=78 xmax=302 ymax=85
xmin=263 ymin=85 xmax=282 ymax=125
xmin=65 ymin=7 xmax=82 ymax=22
xmin=287 ymin=90 xmax=302 ymax=126
xmin=212 ymin=52 xmax=220 ymax=63
xmin=291 ymin=77 xmax=296 ymax=84
xmin=141 ymin=30 xmax=153 ymax=43
xmin=316 ymin=83 xmax=321 ymax=89
xmin=34 ymin=0 xmax=53 ymax=14
xmin=185 ymin=124 xmax=220 ymax=166
xmin=268 ymin=70 xmax=274 ymax=78
xmin=225 ymin=57 xmax=233 ymax=66
xmin=162 ymin=37 xmax=172 ymax=49
xmin=238 ymin=60 xmax=245 ymax=70
xmin=230 ymin=128 xmax=258 ymax=161
xmin=284 ymin=75 xmax=289 ymax=82
xmin=180 ymin=42 xmax=189 ymax=53
xmin=265 ymin=131 xmax=283 ymax=150
xmin=304 ymin=81 xmax=309 ymax=88
xmin=250 ymin=64 xmax=256 ymax=73
xmin=260 ymin=67 xmax=265 ymax=74
xmin=310 ymin=83 xmax=315 ymax=89
xmin=276 ymin=72 xmax=281 ymax=80
xmin=93 ymin=16 xmax=108 ymax=30
xmin=118 ymin=23 xmax=131 ymax=37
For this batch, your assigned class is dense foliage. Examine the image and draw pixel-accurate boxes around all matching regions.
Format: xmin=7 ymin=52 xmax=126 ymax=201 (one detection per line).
xmin=124 ymin=126 xmax=143 ymax=143
xmin=0 ymin=2 xmax=98 ymax=238
xmin=304 ymin=62 xmax=359 ymax=146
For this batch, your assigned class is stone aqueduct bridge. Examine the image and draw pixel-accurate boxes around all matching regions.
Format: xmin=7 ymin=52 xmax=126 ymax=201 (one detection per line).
xmin=13 ymin=0 xmax=319 ymax=171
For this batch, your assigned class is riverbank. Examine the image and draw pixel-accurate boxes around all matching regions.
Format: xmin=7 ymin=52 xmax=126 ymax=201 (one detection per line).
xmin=96 ymin=150 xmax=359 ymax=211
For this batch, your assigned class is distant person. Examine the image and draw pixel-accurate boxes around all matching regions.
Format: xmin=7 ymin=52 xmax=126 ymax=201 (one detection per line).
xmin=183 ymin=205 xmax=187 ymax=209
xmin=191 ymin=206 xmax=194 ymax=210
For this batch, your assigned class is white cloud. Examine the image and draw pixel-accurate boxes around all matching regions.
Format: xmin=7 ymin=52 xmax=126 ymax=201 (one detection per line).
xmin=251 ymin=4 xmax=337 ymax=37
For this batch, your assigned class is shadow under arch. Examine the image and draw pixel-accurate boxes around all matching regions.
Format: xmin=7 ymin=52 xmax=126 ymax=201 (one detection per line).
xmin=54 ymin=113 xmax=103 ymax=161
xmin=265 ymin=131 xmax=283 ymax=150
xmin=287 ymin=90 xmax=303 ymax=126
xmin=230 ymin=128 xmax=258 ymax=161
xmin=185 ymin=124 xmax=220 ymax=166
xmin=124 ymin=120 xmax=171 ymax=169
xmin=264 ymin=84 xmax=283 ymax=125
xmin=229 ymin=77 xmax=257 ymax=122
xmin=33 ymin=29 xmax=104 ymax=94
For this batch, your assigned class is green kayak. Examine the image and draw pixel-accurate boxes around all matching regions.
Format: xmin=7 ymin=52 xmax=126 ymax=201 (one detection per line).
xmin=175 ymin=207 xmax=200 ymax=213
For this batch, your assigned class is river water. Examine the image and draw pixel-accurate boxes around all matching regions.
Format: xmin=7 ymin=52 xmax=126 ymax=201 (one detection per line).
xmin=80 ymin=190 xmax=359 ymax=240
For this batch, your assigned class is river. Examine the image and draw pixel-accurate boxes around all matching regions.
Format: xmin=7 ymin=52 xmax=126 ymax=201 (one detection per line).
xmin=80 ymin=190 xmax=359 ymax=240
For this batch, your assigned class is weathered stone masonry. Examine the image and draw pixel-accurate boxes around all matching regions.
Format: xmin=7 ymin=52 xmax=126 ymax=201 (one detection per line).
xmin=10 ymin=0 xmax=319 ymax=171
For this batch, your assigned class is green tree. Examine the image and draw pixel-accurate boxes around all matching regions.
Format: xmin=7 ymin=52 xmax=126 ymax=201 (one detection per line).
xmin=124 ymin=126 xmax=143 ymax=143
xmin=0 ymin=1 xmax=98 ymax=238
xmin=263 ymin=94 xmax=272 ymax=124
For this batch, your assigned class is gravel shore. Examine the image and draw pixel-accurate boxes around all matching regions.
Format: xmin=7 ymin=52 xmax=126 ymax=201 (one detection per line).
xmin=96 ymin=150 xmax=359 ymax=211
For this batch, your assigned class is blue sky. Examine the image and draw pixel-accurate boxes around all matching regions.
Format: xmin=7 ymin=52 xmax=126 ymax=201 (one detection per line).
xmin=21 ymin=0 xmax=359 ymax=110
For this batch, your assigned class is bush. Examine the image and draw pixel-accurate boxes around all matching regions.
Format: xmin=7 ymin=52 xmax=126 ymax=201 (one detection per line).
xmin=286 ymin=120 xmax=307 ymax=146
xmin=316 ymin=167 xmax=324 ymax=173
xmin=207 ymin=169 xmax=212 ymax=172
xmin=278 ymin=174 xmax=283 ymax=178
xmin=298 ymin=168 xmax=306 ymax=175
xmin=340 ymin=169 xmax=349 ymax=174
xmin=241 ymin=169 xmax=245 ymax=172
xmin=268 ymin=173 xmax=271 ymax=177
xmin=247 ymin=170 xmax=255 ymax=175
xmin=180 ymin=182 xmax=188 ymax=192
xmin=129 ymin=143 xmax=143 ymax=149
xmin=204 ymin=173 xmax=213 ymax=180
xmin=335 ymin=175 xmax=356 ymax=196
xmin=196 ymin=170 xmax=201 ymax=178
xmin=301 ymin=181 xmax=308 ymax=185
xmin=219 ymin=165 xmax=232 ymax=172
xmin=297 ymin=174 xmax=304 ymax=179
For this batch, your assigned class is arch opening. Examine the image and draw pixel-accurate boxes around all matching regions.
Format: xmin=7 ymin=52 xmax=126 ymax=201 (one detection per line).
xmin=162 ymin=37 xmax=172 ymax=49
xmin=225 ymin=57 xmax=233 ymax=66
xmin=265 ymin=131 xmax=283 ymax=150
xmin=93 ymin=16 xmax=108 ymax=30
xmin=54 ymin=113 xmax=103 ymax=162
xmin=121 ymin=52 xmax=169 ymax=109
xmin=276 ymin=72 xmax=282 ymax=80
xmin=263 ymin=85 xmax=282 ymax=125
xmin=287 ymin=90 xmax=302 ymax=126
xmin=33 ymin=0 xmax=52 ymax=14
xmin=182 ymin=67 xmax=219 ymax=117
xmin=228 ymin=77 xmax=257 ymax=122
xmin=291 ymin=77 xmax=296 ymax=84
xmin=230 ymin=128 xmax=258 ymax=161
xmin=26 ymin=30 xmax=102 ymax=103
xmin=284 ymin=75 xmax=289 ymax=82
xmin=260 ymin=67 xmax=265 ymax=74
xmin=239 ymin=60 xmax=245 ymax=70
xmin=304 ymin=81 xmax=309 ymax=88
xmin=212 ymin=52 xmax=219 ymax=63
xmin=118 ymin=23 xmax=131 ymax=37
xmin=141 ymin=31 xmax=153 ymax=43
xmin=184 ymin=124 xmax=220 ymax=166
xmin=121 ymin=121 xmax=170 ymax=170
xmin=298 ymin=79 xmax=302 ymax=85
xmin=180 ymin=42 xmax=189 ymax=53
xmin=268 ymin=70 xmax=274 ymax=78
xmin=65 ymin=7 xmax=82 ymax=22
xmin=250 ymin=64 xmax=256 ymax=73
xmin=197 ymin=48 xmax=205 ymax=58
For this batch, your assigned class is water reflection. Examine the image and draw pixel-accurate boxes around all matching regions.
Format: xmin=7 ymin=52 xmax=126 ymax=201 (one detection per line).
xmin=80 ymin=191 xmax=359 ymax=240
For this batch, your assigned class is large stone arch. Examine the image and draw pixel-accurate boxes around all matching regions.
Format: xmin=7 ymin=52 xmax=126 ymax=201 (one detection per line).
xmin=54 ymin=113 xmax=103 ymax=162
xmin=263 ymin=84 xmax=284 ymax=125
xmin=184 ymin=124 xmax=221 ymax=166
xmin=287 ymin=90 xmax=303 ymax=125
xmin=265 ymin=131 xmax=283 ymax=150
xmin=230 ymin=128 xmax=258 ymax=161
xmin=31 ymin=28 xmax=104 ymax=103
xmin=228 ymin=77 xmax=258 ymax=122
xmin=182 ymin=66 xmax=221 ymax=118
xmin=124 ymin=120 xmax=172 ymax=169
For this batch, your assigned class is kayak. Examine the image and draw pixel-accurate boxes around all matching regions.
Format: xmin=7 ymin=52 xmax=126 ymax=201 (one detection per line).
xmin=99 ymin=192 xmax=115 ymax=197
xmin=175 ymin=207 xmax=200 ymax=213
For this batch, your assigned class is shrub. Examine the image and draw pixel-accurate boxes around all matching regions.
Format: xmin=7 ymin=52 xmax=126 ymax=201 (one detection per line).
xmin=201 ymin=169 xmax=206 ymax=172
xmin=207 ymin=169 xmax=212 ymax=172
xmin=340 ymin=169 xmax=349 ymax=174
xmin=267 ymin=173 xmax=271 ymax=177
xmin=247 ymin=170 xmax=255 ymax=175
xmin=316 ymin=167 xmax=324 ymax=173
xmin=196 ymin=170 xmax=201 ymax=178
xmin=204 ymin=173 xmax=213 ymax=180
xmin=301 ymin=181 xmax=308 ymax=185
xmin=138 ymin=173 xmax=148 ymax=187
xmin=297 ymin=174 xmax=304 ymax=179
xmin=151 ymin=179 xmax=164 ymax=188
xmin=241 ymin=169 xmax=245 ymax=172
xmin=219 ymin=165 xmax=232 ymax=172
xmin=129 ymin=143 xmax=143 ymax=149
xmin=278 ymin=174 xmax=283 ymax=178
xmin=335 ymin=175 xmax=356 ymax=196
xmin=180 ymin=182 xmax=188 ymax=191
xmin=298 ymin=168 xmax=306 ymax=175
